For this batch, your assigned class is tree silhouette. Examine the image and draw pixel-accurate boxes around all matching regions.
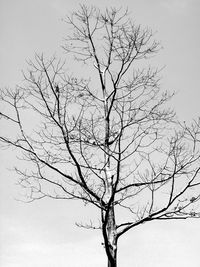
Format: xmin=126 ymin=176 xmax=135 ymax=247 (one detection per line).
xmin=1 ymin=6 xmax=200 ymax=267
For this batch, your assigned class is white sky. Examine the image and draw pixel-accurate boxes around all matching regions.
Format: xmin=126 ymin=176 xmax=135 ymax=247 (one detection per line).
xmin=0 ymin=0 xmax=200 ymax=266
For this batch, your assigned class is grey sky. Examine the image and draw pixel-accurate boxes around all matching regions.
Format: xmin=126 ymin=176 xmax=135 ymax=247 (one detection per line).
xmin=0 ymin=0 xmax=200 ymax=266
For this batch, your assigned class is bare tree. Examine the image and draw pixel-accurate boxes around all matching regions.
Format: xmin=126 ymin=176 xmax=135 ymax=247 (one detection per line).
xmin=1 ymin=6 xmax=200 ymax=267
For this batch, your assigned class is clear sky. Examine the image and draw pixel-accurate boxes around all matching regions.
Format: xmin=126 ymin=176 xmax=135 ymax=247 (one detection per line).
xmin=0 ymin=0 xmax=200 ymax=266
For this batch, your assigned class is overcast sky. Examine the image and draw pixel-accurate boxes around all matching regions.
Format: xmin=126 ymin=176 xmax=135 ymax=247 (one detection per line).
xmin=0 ymin=0 xmax=200 ymax=266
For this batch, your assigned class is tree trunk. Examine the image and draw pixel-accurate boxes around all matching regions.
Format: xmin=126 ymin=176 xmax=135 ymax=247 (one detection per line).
xmin=107 ymin=247 xmax=117 ymax=267
xmin=106 ymin=205 xmax=118 ymax=267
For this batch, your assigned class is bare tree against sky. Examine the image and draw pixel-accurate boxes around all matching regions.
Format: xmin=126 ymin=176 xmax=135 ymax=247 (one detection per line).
xmin=1 ymin=5 xmax=200 ymax=267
